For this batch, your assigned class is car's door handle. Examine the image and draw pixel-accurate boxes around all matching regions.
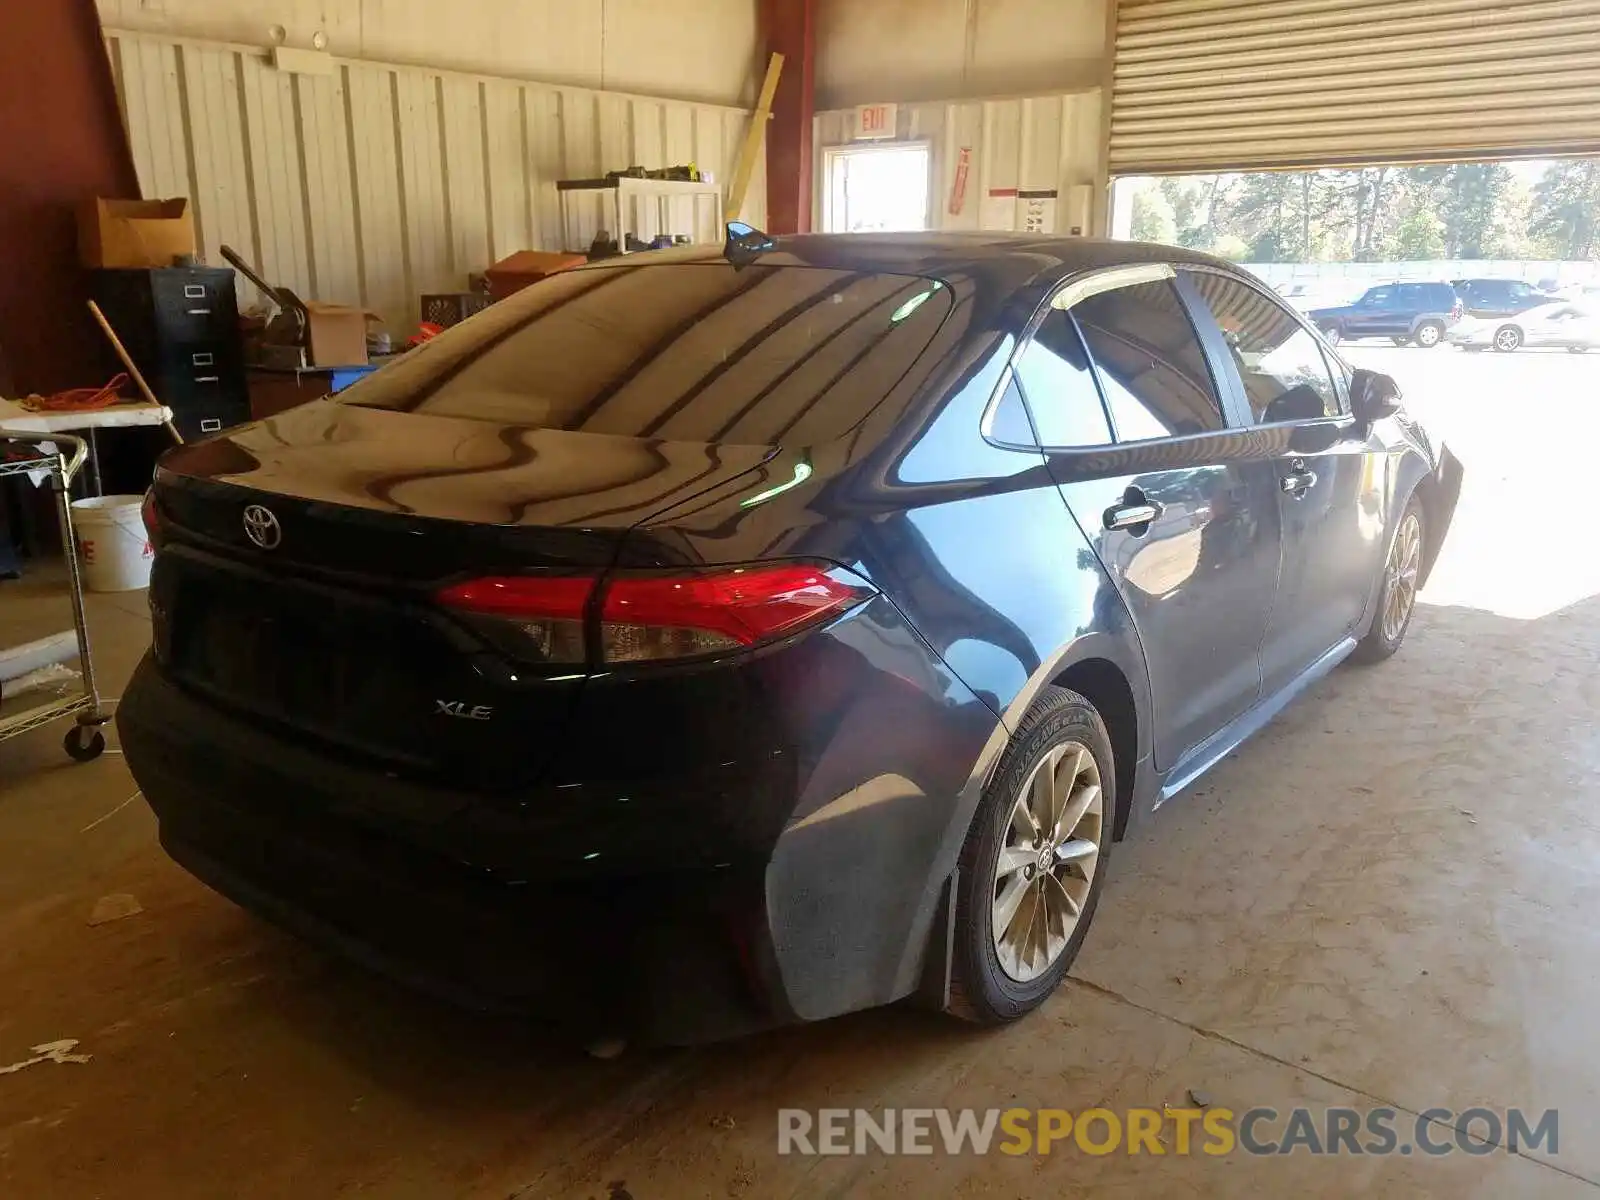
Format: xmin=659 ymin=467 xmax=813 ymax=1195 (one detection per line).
xmin=1104 ymin=501 xmax=1162 ymax=531
xmin=1281 ymin=469 xmax=1318 ymax=496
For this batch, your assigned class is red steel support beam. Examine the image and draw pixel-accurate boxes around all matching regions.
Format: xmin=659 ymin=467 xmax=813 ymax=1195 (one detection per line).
xmin=762 ymin=0 xmax=816 ymax=234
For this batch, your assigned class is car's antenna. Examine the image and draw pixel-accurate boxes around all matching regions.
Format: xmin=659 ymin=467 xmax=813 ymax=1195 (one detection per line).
xmin=724 ymin=220 xmax=775 ymax=269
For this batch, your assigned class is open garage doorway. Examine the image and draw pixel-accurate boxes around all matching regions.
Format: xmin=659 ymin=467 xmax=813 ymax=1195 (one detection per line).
xmin=1113 ymin=157 xmax=1600 ymax=623
xmin=821 ymin=142 xmax=931 ymax=234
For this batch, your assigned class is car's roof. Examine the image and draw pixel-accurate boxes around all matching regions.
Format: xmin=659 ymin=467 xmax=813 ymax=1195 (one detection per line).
xmin=571 ymin=232 xmax=1250 ymax=289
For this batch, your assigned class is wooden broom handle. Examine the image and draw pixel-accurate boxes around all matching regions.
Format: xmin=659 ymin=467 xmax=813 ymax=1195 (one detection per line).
xmin=87 ymin=300 xmax=184 ymax=445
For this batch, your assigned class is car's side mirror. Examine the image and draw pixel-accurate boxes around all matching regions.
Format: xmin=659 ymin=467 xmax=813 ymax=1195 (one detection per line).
xmin=1350 ymin=368 xmax=1402 ymax=425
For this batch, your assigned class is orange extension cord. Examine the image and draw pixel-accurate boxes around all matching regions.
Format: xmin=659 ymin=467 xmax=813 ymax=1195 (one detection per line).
xmin=18 ymin=374 xmax=129 ymax=413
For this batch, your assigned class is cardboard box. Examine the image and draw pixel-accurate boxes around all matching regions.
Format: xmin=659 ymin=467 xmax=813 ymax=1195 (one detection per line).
xmin=78 ymin=197 xmax=196 ymax=268
xmin=305 ymin=303 xmax=374 ymax=367
xmin=485 ymin=250 xmax=586 ymax=299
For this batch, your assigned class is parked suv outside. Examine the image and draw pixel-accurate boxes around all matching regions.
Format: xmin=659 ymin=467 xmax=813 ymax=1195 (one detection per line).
xmin=1309 ymin=281 xmax=1463 ymax=347
xmin=1450 ymin=277 xmax=1552 ymax=319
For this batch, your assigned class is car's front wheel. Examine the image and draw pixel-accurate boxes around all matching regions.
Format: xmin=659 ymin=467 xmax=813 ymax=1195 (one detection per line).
xmin=1319 ymin=324 xmax=1343 ymax=345
xmin=1414 ymin=320 xmax=1445 ymax=348
xmin=1353 ymin=496 xmax=1425 ymax=665
xmin=1390 ymin=336 xmax=1410 ymax=346
xmin=1494 ymin=325 xmax=1523 ymax=352
xmin=947 ymin=687 xmax=1115 ymax=1025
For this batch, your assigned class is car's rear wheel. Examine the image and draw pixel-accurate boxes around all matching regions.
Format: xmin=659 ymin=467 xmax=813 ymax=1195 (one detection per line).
xmin=1493 ymin=325 xmax=1523 ymax=352
xmin=1319 ymin=324 xmax=1343 ymax=345
xmin=1353 ymin=496 xmax=1425 ymax=665
xmin=947 ymin=687 xmax=1115 ymax=1025
xmin=1414 ymin=321 xmax=1444 ymax=348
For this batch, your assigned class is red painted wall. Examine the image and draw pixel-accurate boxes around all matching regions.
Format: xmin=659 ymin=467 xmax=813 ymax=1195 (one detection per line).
xmin=0 ymin=0 xmax=138 ymax=395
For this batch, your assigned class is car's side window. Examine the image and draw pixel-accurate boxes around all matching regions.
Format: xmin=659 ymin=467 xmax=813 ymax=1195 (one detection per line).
xmin=1071 ymin=279 xmax=1226 ymax=441
xmin=1185 ymin=270 xmax=1341 ymax=423
xmin=1013 ymin=308 xmax=1113 ymax=448
xmin=1364 ymin=286 xmax=1394 ymax=308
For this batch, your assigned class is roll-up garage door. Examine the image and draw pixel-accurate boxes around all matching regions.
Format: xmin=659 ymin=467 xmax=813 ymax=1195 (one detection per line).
xmin=1110 ymin=0 xmax=1600 ymax=175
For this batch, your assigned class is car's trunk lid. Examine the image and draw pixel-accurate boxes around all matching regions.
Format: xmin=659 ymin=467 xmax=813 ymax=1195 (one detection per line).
xmin=149 ymin=402 xmax=778 ymax=790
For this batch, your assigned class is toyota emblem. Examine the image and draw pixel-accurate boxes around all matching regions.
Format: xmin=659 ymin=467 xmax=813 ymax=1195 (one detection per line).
xmin=242 ymin=504 xmax=282 ymax=550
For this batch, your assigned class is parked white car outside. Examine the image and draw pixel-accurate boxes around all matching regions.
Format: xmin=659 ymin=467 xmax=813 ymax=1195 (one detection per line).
xmin=1446 ymin=301 xmax=1600 ymax=353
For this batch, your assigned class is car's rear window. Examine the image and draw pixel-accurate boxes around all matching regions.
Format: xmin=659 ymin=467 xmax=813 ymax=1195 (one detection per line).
xmin=339 ymin=262 xmax=952 ymax=446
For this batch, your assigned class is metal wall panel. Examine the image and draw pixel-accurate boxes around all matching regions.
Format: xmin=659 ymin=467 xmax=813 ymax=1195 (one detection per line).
xmin=814 ymin=92 xmax=1103 ymax=234
xmin=105 ymin=29 xmax=766 ymax=329
xmin=97 ymin=0 xmax=759 ymax=110
xmin=1112 ymin=0 xmax=1600 ymax=174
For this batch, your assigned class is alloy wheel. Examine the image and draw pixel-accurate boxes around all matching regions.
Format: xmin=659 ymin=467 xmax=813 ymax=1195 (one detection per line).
xmin=1381 ymin=511 xmax=1423 ymax=643
xmin=1416 ymin=324 xmax=1442 ymax=347
xmin=1494 ymin=327 xmax=1521 ymax=352
xmin=991 ymin=741 xmax=1104 ymax=983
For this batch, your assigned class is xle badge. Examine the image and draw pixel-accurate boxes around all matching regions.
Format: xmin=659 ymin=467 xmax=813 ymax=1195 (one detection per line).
xmin=436 ymin=700 xmax=493 ymax=720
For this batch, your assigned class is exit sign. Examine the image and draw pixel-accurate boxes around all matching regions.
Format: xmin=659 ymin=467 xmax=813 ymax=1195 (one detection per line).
xmin=854 ymin=103 xmax=898 ymax=140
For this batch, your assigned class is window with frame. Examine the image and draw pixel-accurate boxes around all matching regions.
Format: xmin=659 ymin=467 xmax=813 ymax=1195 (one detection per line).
xmin=1185 ymin=271 xmax=1341 ymax=424
xmin=1012 ymin=308 xmax=1112 ymax=448
xmin=1070 ymin=279 xmax=1225 ymax=441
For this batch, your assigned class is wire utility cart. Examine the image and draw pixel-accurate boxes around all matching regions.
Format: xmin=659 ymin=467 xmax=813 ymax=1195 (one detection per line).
xmin=0 ymin=432 xmax=109 ymax=761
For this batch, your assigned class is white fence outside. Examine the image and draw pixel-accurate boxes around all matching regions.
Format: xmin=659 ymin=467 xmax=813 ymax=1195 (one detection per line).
xmin=1242 ymin=260 xmax=1600 ymax=294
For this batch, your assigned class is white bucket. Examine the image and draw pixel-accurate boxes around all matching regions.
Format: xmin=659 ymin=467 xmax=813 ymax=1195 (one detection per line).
xmin=71 ymin=495 xmax=153 ymax=592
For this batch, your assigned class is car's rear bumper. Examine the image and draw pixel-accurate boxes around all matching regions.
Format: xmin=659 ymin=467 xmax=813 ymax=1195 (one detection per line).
xmin=119 ymin=592 xmax=999 ymax=1040
xmin=121 ymin=654 xmax=784 ymax=1042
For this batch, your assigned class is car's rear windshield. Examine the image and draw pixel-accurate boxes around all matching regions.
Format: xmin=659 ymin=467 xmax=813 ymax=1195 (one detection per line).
xmin=339 ymin=262 xmax=952 ymax=446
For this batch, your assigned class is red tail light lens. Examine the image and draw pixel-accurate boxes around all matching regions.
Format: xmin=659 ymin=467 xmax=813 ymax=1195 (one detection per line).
xmin=433 ymin=575 xmax=592 ymax=618
xmin=433 ymin=563 xmax=874 ymax=665
xmin=600 ymin=565 xmax=871 ymax=662
xmin=432 ymin=575 xmax=592 ymax=664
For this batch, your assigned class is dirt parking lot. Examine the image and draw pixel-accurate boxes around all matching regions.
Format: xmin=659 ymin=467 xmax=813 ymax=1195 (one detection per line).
xmin=3 ymin=344 xmax=1600 ymax=1198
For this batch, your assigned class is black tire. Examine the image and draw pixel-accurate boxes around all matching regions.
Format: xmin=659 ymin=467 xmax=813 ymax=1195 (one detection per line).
xmin=1568 ymin=346 xmax=1588 ymax=354
xmin=1319 ymin=324 xmax=1343 ymax=346
xmin=1390 ymin=336 xmax=1410 ymax=346
xmin=947 ymin=686 xmax=1117 ymax=1025
xmin=1493 ymin=325 xmax=1523 ymax=352
xmin=1413 ymin=320 xmax=1445 ymax=348
xmin=64 ymin=725 xmax=106 ymax=762
xmin=1352 ymin=496 xmax=1425 ymax=665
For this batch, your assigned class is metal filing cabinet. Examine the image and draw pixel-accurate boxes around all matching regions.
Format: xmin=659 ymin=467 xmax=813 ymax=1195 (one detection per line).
xmin=89 ymin=267 xmax=250 ymax=441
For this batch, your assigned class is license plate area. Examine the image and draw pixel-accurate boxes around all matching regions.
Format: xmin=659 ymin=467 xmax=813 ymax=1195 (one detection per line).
xmin=165 ymin=556 xmax=440 ymax=767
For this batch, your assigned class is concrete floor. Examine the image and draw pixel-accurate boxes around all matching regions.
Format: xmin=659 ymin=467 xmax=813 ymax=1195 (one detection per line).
xmin=3 ymin=347 xmax=1599 ymax=1198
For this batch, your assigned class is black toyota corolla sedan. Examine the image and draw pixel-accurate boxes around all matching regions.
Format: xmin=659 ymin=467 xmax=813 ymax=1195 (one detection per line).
xmin=120 ymin=232 xmax=1460 ymax=1042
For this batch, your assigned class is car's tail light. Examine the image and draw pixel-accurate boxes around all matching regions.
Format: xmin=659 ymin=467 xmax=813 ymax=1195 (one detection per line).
xmin=140 ymin=489 xmax=165 ymax=551
xmin=434 ymin=563 xmax=875 ymax=666
xmin=432 ymin=575 xmax=592 ymax=663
